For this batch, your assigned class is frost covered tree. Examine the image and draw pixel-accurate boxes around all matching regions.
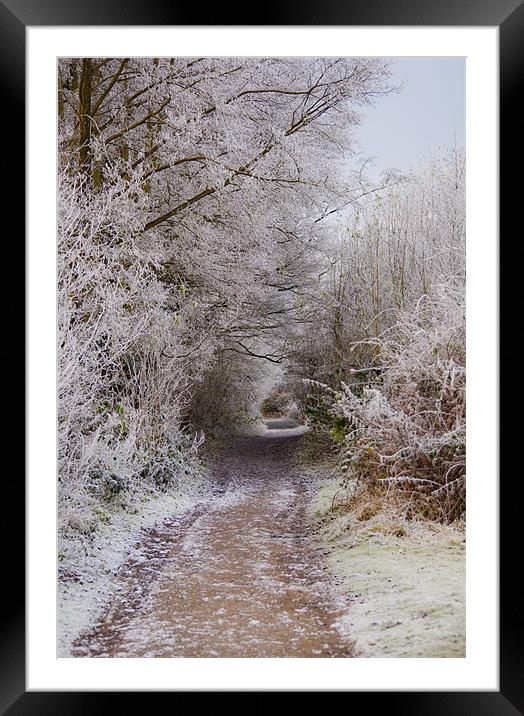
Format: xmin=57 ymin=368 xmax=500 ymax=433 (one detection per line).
xmin=57 ymin=56 xmax=395 ymax=533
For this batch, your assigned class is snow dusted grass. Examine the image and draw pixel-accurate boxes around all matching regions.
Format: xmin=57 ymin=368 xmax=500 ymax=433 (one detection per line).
xmin=58 ymin=471 xmax=210 ymax=657
xmin=304 ymin=456 xmax=465 ymax=657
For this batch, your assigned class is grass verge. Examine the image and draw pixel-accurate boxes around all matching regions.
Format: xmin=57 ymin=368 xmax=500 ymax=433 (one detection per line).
xmin=300 ymin=435 xmax=466 ymax=658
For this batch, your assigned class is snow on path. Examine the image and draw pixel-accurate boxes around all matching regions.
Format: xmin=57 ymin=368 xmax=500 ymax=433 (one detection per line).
xmin=72 ymin=420 xmax=355 ymax=658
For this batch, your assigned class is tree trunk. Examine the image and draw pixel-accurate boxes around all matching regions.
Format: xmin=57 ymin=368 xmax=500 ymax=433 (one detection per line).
xmin=78 ymin=59 xmax=93 ymax=174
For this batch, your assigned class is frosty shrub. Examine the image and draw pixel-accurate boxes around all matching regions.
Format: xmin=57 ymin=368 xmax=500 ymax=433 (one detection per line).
xmin=334 ymin=286 xmax=466 ymax=523
xmin=281 ymin=150 xmax=466 ymax=523
xmin=57 ymin=169 xmax=203 ymax=535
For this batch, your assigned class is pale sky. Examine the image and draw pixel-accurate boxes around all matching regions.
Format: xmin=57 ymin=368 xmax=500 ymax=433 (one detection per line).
xmin=351 ymin=58 xmax=465 ymax=178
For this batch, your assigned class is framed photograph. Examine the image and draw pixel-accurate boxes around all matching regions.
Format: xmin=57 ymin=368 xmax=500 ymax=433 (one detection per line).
xmin=6 ymin=0 xmax=517 ymax=709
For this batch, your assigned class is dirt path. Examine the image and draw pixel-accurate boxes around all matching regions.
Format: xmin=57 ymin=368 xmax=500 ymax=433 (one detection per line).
xmin=72 ymin=419 xmax=354 ymax=657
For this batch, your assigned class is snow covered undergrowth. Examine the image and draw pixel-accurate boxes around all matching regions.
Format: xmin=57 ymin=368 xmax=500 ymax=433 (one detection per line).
xmin=58 ymin=471 xmax=210 ymax=657
xmin=307 ymin=473 xmax=465 ymax=658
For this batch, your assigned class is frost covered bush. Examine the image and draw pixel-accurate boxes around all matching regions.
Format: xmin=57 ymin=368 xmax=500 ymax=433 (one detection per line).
xmin=188 ymin=354 xmax=262 ymax=436
xmin=57 ymin=169 xmax=203 ymax=536
xmin=283 ymin=150 xmax=466 ymax=523
xmin=335 ymin=287 xmax=466 ymax=523
xmin=261 ymin=387 xmax=301 ymax=419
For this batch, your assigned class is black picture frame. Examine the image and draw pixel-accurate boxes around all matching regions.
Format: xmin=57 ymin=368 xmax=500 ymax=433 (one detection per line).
xmin=4 ymin=0 xmax=519 ymax=710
